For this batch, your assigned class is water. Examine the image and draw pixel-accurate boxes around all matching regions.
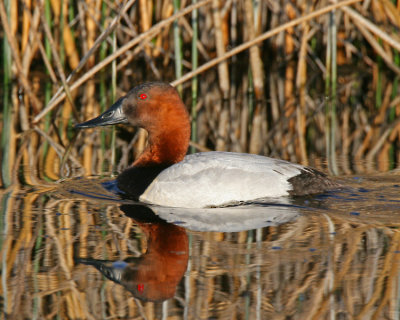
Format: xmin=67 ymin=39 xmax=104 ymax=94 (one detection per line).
xmin=1 ymin=170 xmax=400 ymax=319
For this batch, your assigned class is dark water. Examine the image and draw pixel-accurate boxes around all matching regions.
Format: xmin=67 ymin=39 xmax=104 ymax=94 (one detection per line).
xmin=1 ymin=170 xmax=400 ymax=319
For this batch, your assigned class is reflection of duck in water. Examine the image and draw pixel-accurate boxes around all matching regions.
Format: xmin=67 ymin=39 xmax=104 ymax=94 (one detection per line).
xmin=76 ymin=82 xmax=339 ymax=208
xmin=76 ymin=205 xmax=188 ymax=302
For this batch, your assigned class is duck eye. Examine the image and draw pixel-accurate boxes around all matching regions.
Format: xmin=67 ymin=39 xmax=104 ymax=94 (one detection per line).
xmin=139 ymin=93 xmax=147 ymax=100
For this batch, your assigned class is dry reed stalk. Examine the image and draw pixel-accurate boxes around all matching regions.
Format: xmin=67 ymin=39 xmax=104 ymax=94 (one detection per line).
xmin=36 ymin=38 xmax=58 ymax=83
xmin=80 ymin=0 xmax=102 ymax=176
xmin=0 ymin=0 xmax=42 ymax=112
xmin=180 ymin=15 xmax=210 ymax=60
xmin=1 ymin=89 xmax=18 ymax=188
xmin=366 ymin=127 xmax=392 ymax=171
xmin=82 ymin=111 xmax=95 ymax=177
xmin=211 ymin=0 xmax=229 ymax=98
xmin=33 ymin=126 xmax=83 ymax=170
xmin=173 ymin=0 xmax=362 ymax=89
xmin=283 ymin=3 xmax=296 ymax=153
xmin=10 ymin=0 xmax=17 ymax=36
xmin=377 ymin=140 xmax=392 ymax=172
xmin=341 ymin=108 xmax=352 ymax=174
xmin=39 ymin=7 xmax=77 ymax=118
xmin=21 ymin=0 xmax=31 ymax=53
xmin=269 ymin=73 xmax=283 ymax=156
xmin=139 ymin=0 xmax=152 ymax=56
xmin=245 ymin=0 xmax=264 ymax=155
xmin=227 ymin=0 xmax=240 ymax=152
xmin=44 ymin=146 xmax=61 ymax=180
xmin=34 ymin=0 xmax=213 ymax=123
xmin=249 ymin=105 xmax=266 ymax=154
xmin=65 ymin=0 xmax=136 ymax=84
xmin=12 ymin=134 xmax=32 ymax=186
xmin=211 ymin=0 xmax=230 ymax=151
xmin=353 ymin=17 xmax=400 ymax=75
xmin=342 ymin=5 xmax=400 ymax=52
xmin=21 ymin=7 xmax=42 ymax=82
xmin=244 ymin=0 xmax=263 ymax=99
xmin=216 ymin=104 xmax=229 ymax=151
xmin=240 ymin=80 xmax=249 ymax=150
xmin=369 ymin=84 xmax=393 ymax=170
xmin=146 ymin=302 xmax=157 ymax=319
xmin=134 ymin=129 xmax=148 ymax=161
xmin=30 ymin=1 xmax=362 ymax=145
xmin=295 ymin=11 xmax=311 ymax=165
xmin=63 ymin=23 xmax=80 ymax=70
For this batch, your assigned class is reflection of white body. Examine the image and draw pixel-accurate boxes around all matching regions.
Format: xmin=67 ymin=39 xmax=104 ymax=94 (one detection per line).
xmin=140 ymin=152 xmax=307 ymax=208
xmin=151 ymin=199 xmax=301 ymax=232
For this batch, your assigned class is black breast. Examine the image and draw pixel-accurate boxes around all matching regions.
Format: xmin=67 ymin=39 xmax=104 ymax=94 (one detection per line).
xmin=117 ymin=165 xmax=171 ymax=200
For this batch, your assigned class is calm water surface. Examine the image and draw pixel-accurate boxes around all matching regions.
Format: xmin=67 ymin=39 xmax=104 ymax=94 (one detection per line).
xmin=1 ymin=168 xmax=400 ymax=319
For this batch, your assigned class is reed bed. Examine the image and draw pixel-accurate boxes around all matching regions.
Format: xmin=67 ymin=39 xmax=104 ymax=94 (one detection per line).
xmin=1 ymin=189 xmax=400 ymax=319
xmin=2 ymin=2 xmax=400 ymax=318
xmin=0 ymin=0 xmax=400 ymax=188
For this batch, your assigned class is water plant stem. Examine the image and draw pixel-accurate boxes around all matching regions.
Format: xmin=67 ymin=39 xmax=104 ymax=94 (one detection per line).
xmin=190 ymin=0 xmax=198 ymax=154
xmin=173 ymin=0 xmax=183 ymax=95
xmin=1 ymin=0 xmax=12 ymax=187
xmin=100 ymin=0 xmax=108 ymax=173
xmin=111 ymin=31 xmax=117 ymax=174
xmin=325 ymin=9 xmax=339 ymax=175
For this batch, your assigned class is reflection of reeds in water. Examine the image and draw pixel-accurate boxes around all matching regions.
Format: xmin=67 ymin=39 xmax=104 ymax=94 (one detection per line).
xmin=2 ymin=1 xmax=400 ymax=187
xmin=1 ymin=190 xmax=400 ymax=319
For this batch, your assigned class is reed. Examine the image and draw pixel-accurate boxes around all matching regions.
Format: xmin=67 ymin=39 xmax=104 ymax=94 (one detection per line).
xmin=1 ymin=0 xmax=400 ymax=182
xmin=1 ymin=0 xmax=12 ymax=188
xmin=173 ymin=0 xmax=183 ymax=95
xmin=2 ymin=3 xmax=400 ymax=318
xmin=325 ymin=9 xmax=339 ymax=175
xmin=190 ymin=0 xmax=198 ymax=154
xmin=111 ymin=31 xmax=117 ymax=174
xmin=41 ymin=0 xmax=54 ymax=182
xmin=99 ymin=0 xmax=108 ymax=174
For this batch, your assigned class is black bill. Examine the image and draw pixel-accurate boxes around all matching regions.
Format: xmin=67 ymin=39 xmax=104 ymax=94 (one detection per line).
xmin=75 ymin=97 xmax=128 ymax=129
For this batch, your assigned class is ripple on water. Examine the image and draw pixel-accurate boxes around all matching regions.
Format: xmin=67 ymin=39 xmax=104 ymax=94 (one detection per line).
xmin=2 ymin=171 xmax=400 ymax=319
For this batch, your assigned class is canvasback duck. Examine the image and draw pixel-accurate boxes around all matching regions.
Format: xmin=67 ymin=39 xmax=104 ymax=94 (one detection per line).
xmin=76 ymin=82 xmax=339 ymax=208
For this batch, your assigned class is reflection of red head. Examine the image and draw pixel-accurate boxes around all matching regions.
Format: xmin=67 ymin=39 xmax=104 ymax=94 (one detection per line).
xmin=121 ymin=222 xmax=189 ymax=301
xmin=77 ymin=205 xmax=189 ymax=302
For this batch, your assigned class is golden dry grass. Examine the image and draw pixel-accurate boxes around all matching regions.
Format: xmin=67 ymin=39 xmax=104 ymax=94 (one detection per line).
xmin=1 ymin=0 xmax=400 ymax=187
xmin=2 ymin=2 xmax=400 ymax=318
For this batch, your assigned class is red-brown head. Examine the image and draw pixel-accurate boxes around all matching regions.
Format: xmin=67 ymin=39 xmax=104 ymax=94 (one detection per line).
xmin=76 ymin=82 xmax=191 ymax=165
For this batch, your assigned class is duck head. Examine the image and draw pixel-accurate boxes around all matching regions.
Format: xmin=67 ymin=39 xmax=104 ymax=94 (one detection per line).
xmin=76 ymin=82 xmax=191 ymax=165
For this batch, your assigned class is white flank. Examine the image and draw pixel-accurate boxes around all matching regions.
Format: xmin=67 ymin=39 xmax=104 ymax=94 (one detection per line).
xmin=139 ymin=152 xmax=305 ymax=208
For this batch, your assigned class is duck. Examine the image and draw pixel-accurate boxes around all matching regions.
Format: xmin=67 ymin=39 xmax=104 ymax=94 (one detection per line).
xmin=76 ymin=82 xmax=339 ymax=208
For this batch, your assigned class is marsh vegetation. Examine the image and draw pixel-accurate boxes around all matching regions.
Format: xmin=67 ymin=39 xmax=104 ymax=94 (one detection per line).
xmin=2 ymin=0 xmax=400 ymax=319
